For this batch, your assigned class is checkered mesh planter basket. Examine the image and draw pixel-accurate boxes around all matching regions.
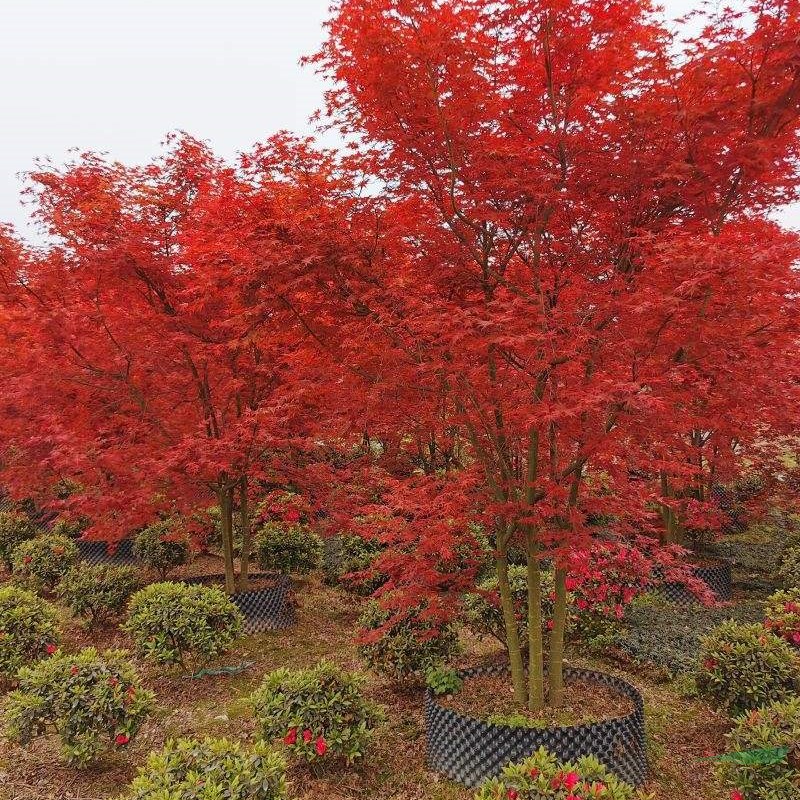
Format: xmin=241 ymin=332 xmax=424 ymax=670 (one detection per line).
xmin=425 ymin=666 xmax=648 ymax=789
xmin=184 ymin=573 xmax=295 ymax=634
xmin=76 ymin=538 xmax=137 ymax=565
xmin=661 ymin=561 xmax=733 ymax=604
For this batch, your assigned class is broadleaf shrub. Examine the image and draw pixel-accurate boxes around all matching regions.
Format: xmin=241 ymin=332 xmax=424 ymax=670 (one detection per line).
xmin=254 ymin=522 xmax=322 ymax=575
xmin=778 ymin=545 xmax=800 ymax=589
xmin=322 ymin=534 xmax=385 ymax=595
xmin=124 ymin=582 xmax=242 ymax=672
xmin=425 ymin=665 xmax=463 ymax=696
xmin=764 ymin=588 xmax=800 ymax=648
xmin=0 ymin=511 xmax=39 ymax=571
xmin=0 ymin=585 xmax=60 ymax=679
xmin=464 ymin=565 xmax=556 ymax=649
xmin=250 ymin=660 xmax=383 ymax=765
xmin=11 ymin=533 xmax=79 ymax=590
xmin=5 ymin=646 xmax=153 ymax=766
xmin=696 ymin=621 xmax=800 ymax=714
xmin=121 ymin=737 xmax=287 ymax=800
xmin=57 ymin=564 xmax=140 ymax=626
xmin=133 ymin=520 xmax=190 ymax=579
xmin=358 ymin=601 xmax=460 ymax=679
xmin=716 ymin=697 xmax=800 ymax=800
xmin=475 ymin=746 xmax=644 ymax=799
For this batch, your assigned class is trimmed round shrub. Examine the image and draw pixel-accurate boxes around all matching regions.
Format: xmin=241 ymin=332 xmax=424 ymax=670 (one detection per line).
xmin=57 ymin=564 xmax=140 ymax=626
xmin=464 ymin=565 xmax=557 ymax=649
xmin=475 ymin=746 xmax=641 ymax=800
xmin=0 ymin=585 xmax=60 ymax=679
xmin=254 ymin=522 xmax=322 ymax=575
xmin=133 ymin=520 xmax=190 ymax=579
xmin=778 ymin=545 xmax=800 ymax=589
xmin=717 ymin=697 xmax=800 ymax=800
xmin=0 ymin=511 xmax=39 ymax=571
xmin=357 ymin=601 xmax=459 ymax=679
xmin=121 ymin=737 xmax=287 ymax=800
xmin=696 ymin=621 xmax=800 ymax=714
xmin=250 ymin=660 xmax=383 ymax=765
xmin=124 ymin=582 xmax=243 ymax=672
xmin=764 ymin=588 xmax=800 ymax=648
xmin=11 ymin=533 xmax=79 ymax=590
xmin=5 ymin=646 xmax=154 ymax=766
xmin=322 ymin=534 xmax=385 ymax=595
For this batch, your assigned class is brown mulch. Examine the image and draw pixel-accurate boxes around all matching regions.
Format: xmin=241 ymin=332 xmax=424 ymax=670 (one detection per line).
xmin=440 ymin=673 xmax=634 ymax=728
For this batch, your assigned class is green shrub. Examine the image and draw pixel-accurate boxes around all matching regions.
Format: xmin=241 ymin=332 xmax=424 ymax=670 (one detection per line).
xmin=475 ymin=746 xmax=643 ymax=799
xmin=11 ymin=534 xmax=79 ymax=590
xmin=778 ymin=545 xmax=800 ymax=589
xmin=0 ymin=585 xmax=60 ymax=679
xmin=57 ymin=564 xmax=140 ymax=626
xmin=425 ymin=665 xmax=463 ymax=696
xmin=464 ymin=565 xmax=557 ymax=650
xmin=696 ymin=621 xmax=800 ymax=714
xmin=133 ymin=520 xmax=190 ymax=579
xmin=121 ymin=737 xmax=287 ymax=800
xmin=250 ymin=660 xmax=383 ymax=765
xmin=764 ymin=588 xmax=800 ymax=648
xmin=357 ymin=601 xmax=460 ymax=679
xmin=716 ymin=697 xmax=800 ymax=800
xmin=50 ymin=516 xmax=90 ymax=539
xmin=124 ymin=582 xmax=242 ymax=672
xmin=0 ymin=511 xmax=39 ymax=571
xmin=322 ymin=534 xmax=385 ymax=594
xmin=253 ymin=522 xmax=322 ymax=575
xmin=5 ymin=647 xmax=153 ymax=766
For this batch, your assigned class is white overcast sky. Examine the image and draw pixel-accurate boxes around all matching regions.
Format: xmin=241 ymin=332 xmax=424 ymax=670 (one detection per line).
xmin=0 ymin=0 xmax=797 ymax=238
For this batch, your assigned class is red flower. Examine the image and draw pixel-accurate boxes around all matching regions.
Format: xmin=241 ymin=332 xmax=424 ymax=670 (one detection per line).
xmin=45 ymin=643 xmax=57 ymax=655
xmin=108 ymin=676 xmax=119 ymax=688
xmin=70 ymin=666 xmax=79 ymax=676
xmin=506 ymin=790 xmax=518 ymax=800
xmin=284 ymin=728 xmax=298 ymax=745
xmin=315 ymin=735 xmax=328 ymax=756
xmin=529 ymin=767 xmax=539 ymax=778
xmin=792 ymin=632 xmax=800 ymax=645
xmin=730 ymin=791 xmax=744 ymax=800
xmin=702 ymin=658 xmax=717 ymax=671
xmin=22 ymin=556 xmax=32 ymax=565
xmin=114 ymin=733 xmax=129 ymax=746
xmin=563 ymin=771 xmax=580 ymax=790
xmin=302 ymin=729 xmax=312 ymax=743
xmin=593 ymin=783 xmax=607 ymax=795
xmin=284 ymin=508 xmax=301 ymax=523
xmin=546 ymin=620 xmax=554 ymax=631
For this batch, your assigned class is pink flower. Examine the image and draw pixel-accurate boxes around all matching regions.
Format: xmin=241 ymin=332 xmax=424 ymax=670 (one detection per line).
xmin=45 ymin=643 xmax=57 ymax=655
xmin=506 ymin=790 xmax=518 ymax=800
xmin=792 ymin=632 xmax=800 ymax=645
xmin=315 ymin=735 xmax=328 ymax=756
xmin=563 ymin=771 xmax=580 ymax=790
xmin=302 ymin=729 xmax=312 ymax=743
xmin=730 ymin=791 xmax=744 ymax=800
xmin=114 ymin=733 xmax=129 ymax=746
xmin=284 ymin=728 xmax=297 ymax=745
xmin=546 ymin=620 xmax=554 ymax=631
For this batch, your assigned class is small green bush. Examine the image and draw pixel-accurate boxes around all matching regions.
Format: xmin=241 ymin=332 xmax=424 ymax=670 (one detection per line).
xmin=0 ymin=585 xmax=60 ymax=679
xmin=5 ymin=647 xmax=153 ymax=766
xmin=322 ymin=534 xmax=385 ymax=594
xmin=464 ymin=565 xmax=557 ymax=650
xmin=133 ymin=520 xmax=190 ymax=579
xmin=121 ymin=737 xmax=287 ymax=800
xmin=11 ymin=534 xmax=79 ymax=590
xmin=250 ymin=660 xmax=383 ymax=765
xmin=253 ymin=522 xmax=322 ymax=575
xmin=124 ymin=582 xmax=242 ymax=672
xmin=57 ymin=564 xmax=140 ymax=626
xmin=0 ymin=511 xmax=39 ymax=571
xmin=475 ymin=746 xmax=643 ymax=799
xmin=696 ymin=621 xmax=800 ymax=714
xmin=357 ymin=601 xmax=460 ymax=679
xmin=425 ymin=665 xmax=463 ymax=696
xmin=717 ymin=697 xmax=800 ymax=800
xmin=778 ymin=545 xmax=800 ymax=589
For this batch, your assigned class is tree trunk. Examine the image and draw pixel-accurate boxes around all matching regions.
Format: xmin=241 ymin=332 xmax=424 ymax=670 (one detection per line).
xmin=238 ymin=476 xmax=251 ymax=593
xmin=495 ymin=547 xmax=526 ymax=705
xmin=548 ymin=567 xmax=568 ymax=706
xmin=525 ymin=532 xmax=545 ymax=711
xmin=217 ymin=486 xmax=237 ymax=595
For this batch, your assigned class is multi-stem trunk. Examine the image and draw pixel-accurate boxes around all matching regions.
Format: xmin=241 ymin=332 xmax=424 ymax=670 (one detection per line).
xmin=548 ymin=567 xmax=568 ymax=706
xmin=525 ymin=531 xmax=545 ymax=711
xmin=238 ymin=476 xmax=251 ymax=593
xmin=217 ymin=485 xmax=237 ymax=595
xmin=495 ymin=543 xmax=526 ymax=704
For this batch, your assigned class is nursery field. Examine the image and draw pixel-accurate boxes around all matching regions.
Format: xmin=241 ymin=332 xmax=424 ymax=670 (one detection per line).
xmin=0 ymin=558 xmax=750 ymax=800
